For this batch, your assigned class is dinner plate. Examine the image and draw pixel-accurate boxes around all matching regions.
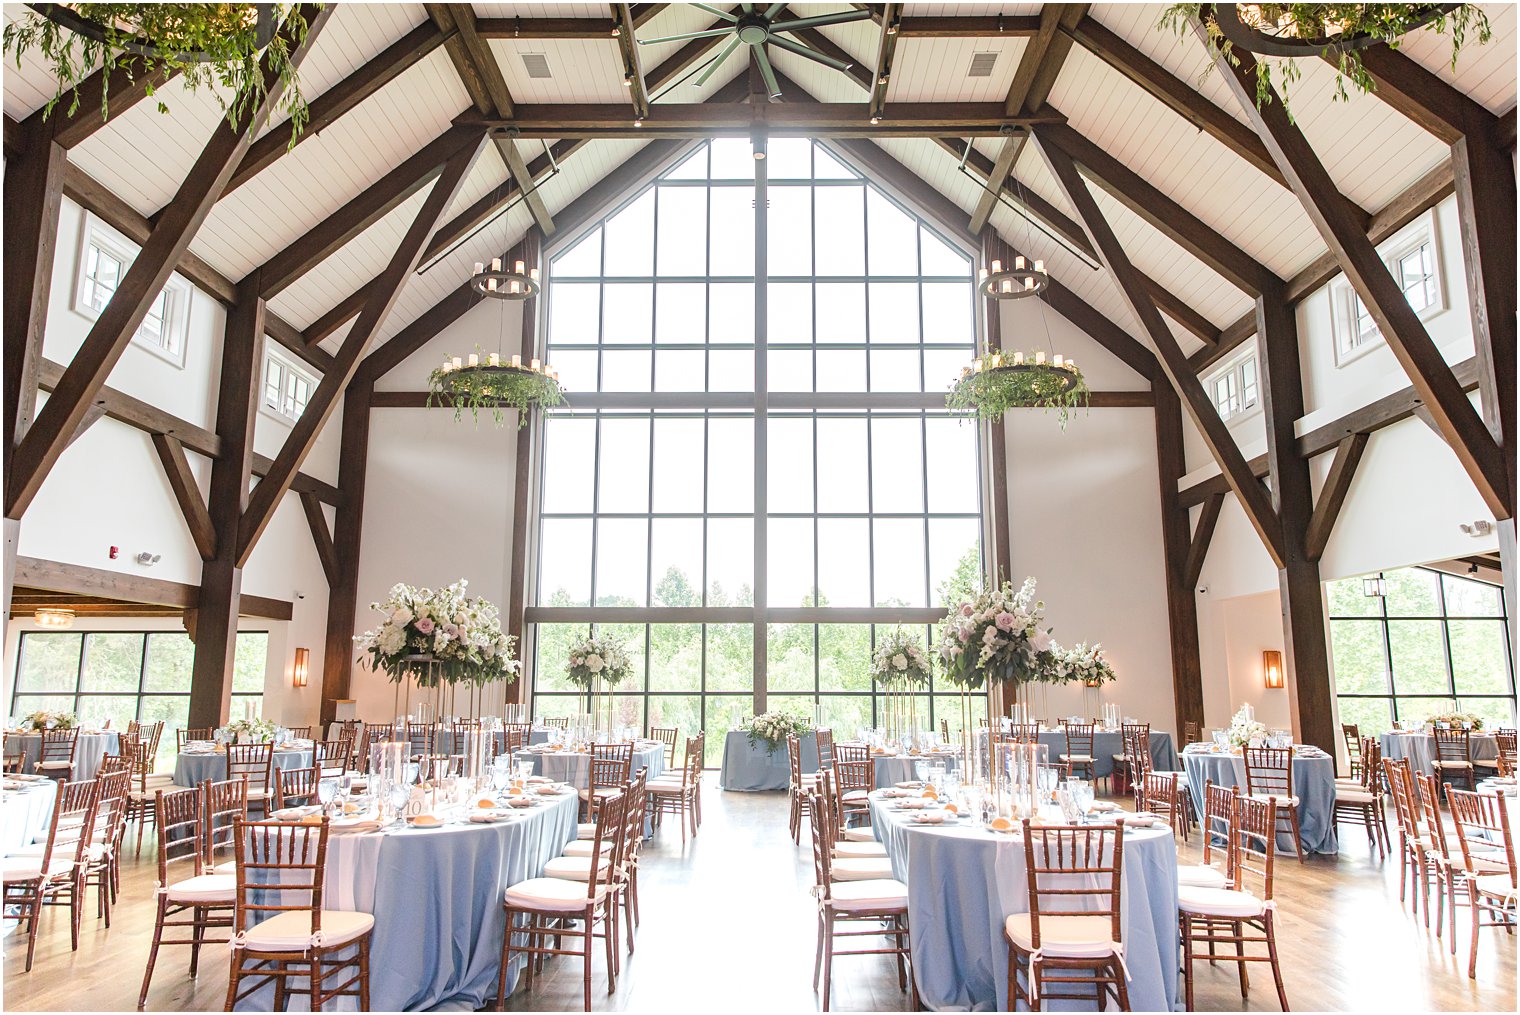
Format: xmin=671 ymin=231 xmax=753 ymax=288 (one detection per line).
xmin=1090 ymin=801 xmax=1119 ymax=813
xmin=984 ymin=822 xmax=1019 ymax=835
xmin=911 ymin=813 xmax=951 ymax=824
xmin=406 ymin=816 xmax=448 ymax=829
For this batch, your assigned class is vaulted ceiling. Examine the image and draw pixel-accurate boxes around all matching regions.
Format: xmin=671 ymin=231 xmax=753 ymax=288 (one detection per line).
xmin=4 ymin=2 xmax=1514 ymax=379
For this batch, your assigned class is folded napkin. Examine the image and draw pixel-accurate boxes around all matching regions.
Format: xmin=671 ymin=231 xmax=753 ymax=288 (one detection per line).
xmin=330 ymin=820 xmax=382 ymax=834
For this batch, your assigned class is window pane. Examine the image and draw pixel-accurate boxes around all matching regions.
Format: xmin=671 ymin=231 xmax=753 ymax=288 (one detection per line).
xmin=708 ymin=187 xmax=754 ymax=276
xmin=706 ymin=518 xmax=753 ymax=606
xmin=816 ymin=518 xmax=871 ymax=607
xmin=709 ymin=139 xmax=755 ymax=180
xmin=768 ymin=350 xmax=812 ymax=392
xmin=767 ymin=623 xmax=814 ymax=693
xmin=767 ymin=418 xmax=813 ymax=513
xmin=708 ymin=283 xmax=754 ymax=343
xmin=815 ymin=282 xmax=866 ymax=344
xmin=600 ymin=350 xmax=652 ymax=392
xmin=707 ymin=417 xmax=753 ymax=513
xmin=813 ymin=147 xmax=856 ymax=179
xmin=554 ymin=229 xmax=602 ymax=275
xmin=869 ymin=349 xmax=920 ymax=391
xmin=655 ymin=350 xmax=706 ymax=391
xmin=707 ymin=351 xmax=753 ymax=391
xmin=866 ymin=190 xmax=916 ymax=275
xmin=552 ymin=350 xmax=597 ymax=393
xmin=1387 ymin=620 xmax=1448 ymax=695
xmin=813 ymin=185 xmax=864 ymax=275
xmin=873 ymin=519 xmax=926 ymax=607
xmin=769 ymin=282 xmax=812 ymax=345
xmin=594 ymin=622 xmax=646 ymax=688
xmin=16 ymin=634 xmax=82 ymax=693
xmin=665 ymin=148 xmax=708 ymax=180
xmin=706 ymin=626 xmax=753 ymax=692
xmin=550 ymin=283 xmax=601 ymax=343
xmin=650 ymin=518 xmax=703 ymax=607
xmin=1461 ymin=698 xmax=1516 ymax=730
xmin=233 ymin=634 xmax=268 ymax=694
xmin=535 ymin=623 xmax=590 ymax=691
xmin=1335 ymin=697 xmax=1392 ymax=739
xmin=1385 ymin=568 xmax=1440 ymax=617
xmin=539 ymin=519 xmax=592 ymax=605
xmin=1329 ymin=620 xmax=1389 ymax=695
xmin=818 ymin=625 xmax=871 ymax=692
xmin=603 ymin=189 xmax=654 ymax=277
xmin=920 ymin=227 xmax=970 ymax=276
xmin=646 ymin=694 xmax=702 ymax=738
xmin=143 ymin=633 xmax=194 ymax=693
xmin=815 ymin=350 xmax=866 ymax=392
xmin=921 ymin=283 xmax=972 ymax=344
xmin=648 ymin=626 xmax=701 ymax=692
xmin=542 ymin=418 xmax=597 ymax=513
xmin=602 ymin=283 xmax=653 ymax=344
xmin=655 ymin=283 xmax=705 ymax=344
xmin=767 ymin=186 xmax=811 ymax=277
xmin=1442 ymin=574 xmax=1503 ymax=617
xmin=138 ymin=695 xmax=190 ymax=764
xmin=656 ymin=187 xmax=707 ymax=275
xmin=924 ymin=417 xmax=979 ymax=513
xmin=651 ymin=418 xmax=704 ymax=512
xmin=768 ymin=518 xmax=815 ymax=608
xmin=767 ymin=138 xmax=812 ymax=179
xmin=871 ymin=417 xmax=924 ymax=513
xmin=80 ymin=633 xmax=143 ymax=692
xmin=1449 ymin=620 xmax=1510 ymax=696
xmin=78 ymin=695 xmax=135 ymax=729
xmin=595 ymin=518 xmax=650 ymax=606
xmin=597 ymin=417 xmax=651 ymax=513
xmin=815 ymin=418 xmax=868 ymax=512
xmin=868 ymin=283 xmax=919 ymax=344
xmin=1397 ymin=697 xmax=1462 ymax=728
xmin=929 ymin=519 xmax=981 ymax=607
xmin=1327 ymin=576 xmax=1382 ymax=617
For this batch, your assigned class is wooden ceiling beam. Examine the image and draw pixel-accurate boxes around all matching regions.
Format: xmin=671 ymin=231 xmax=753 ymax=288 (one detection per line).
xmin=1304 ymin=432 xmax=1368 ymax=561
xmin=851 ymin=10 xmax=1044 ymax=36
xmin=151 ymin=433 xmax=217 ymax=559
xmin=473 ymin=5 xmax=664 ymax=39
xmin=612 ymin=3 xmax=652 ymax=121
xmin=299 ymin=490 xmax=339 ymax=585
xmin=1208 ymin=42 xmax=1509 ymax=519
xmin=14 ymin=555 xmax=292 ymax=620
xmin=456 ymin=102 xmax=1064 ymax=137
xmin=1184 ymin=492 xmax=1225 ymax=587
xmin=1351 ymin=43 xmax=1496 ymax=145
xmin=20 ymin=58 xmax=172 ymax=150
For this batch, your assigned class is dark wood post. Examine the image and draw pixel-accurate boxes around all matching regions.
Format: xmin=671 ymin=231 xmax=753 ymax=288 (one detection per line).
xmin=319 ymin=376 xmax=373 ymax=727
xmin=505 ymin=230 xmax=542 ymax=708
xmin=1153 ymin=382 xmax=1205 ymax=739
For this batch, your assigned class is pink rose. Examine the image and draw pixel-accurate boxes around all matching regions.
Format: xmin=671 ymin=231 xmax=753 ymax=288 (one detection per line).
xmin=994 ymin=611 xmax=1016 ymax=632
xmin=960 ymin=603 xmax=974 ymax=617
xmin=415 ymin=617 xmax=435 ymax=635
xmin=1031 ymin=629 xmax=1053 ymax=653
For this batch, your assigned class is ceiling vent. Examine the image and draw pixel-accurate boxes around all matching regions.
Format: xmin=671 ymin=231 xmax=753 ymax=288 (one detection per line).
xmin=968 ymin=52 xmax=998 ymax=78
xmin=522 ymin=53 xmax=552 ymax=79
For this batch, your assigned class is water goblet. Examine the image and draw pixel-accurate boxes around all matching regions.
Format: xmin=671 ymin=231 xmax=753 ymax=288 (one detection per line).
xmin=316 ymin=777 xmax=338 ymax=816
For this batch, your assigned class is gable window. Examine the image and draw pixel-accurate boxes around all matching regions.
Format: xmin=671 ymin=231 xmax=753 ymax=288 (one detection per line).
xmin=1332 ymin=210 xmax=1444 ymax=366
xmin=74 ymin=215 xmax=191 ymax=366
xmin=262 ymin=348 xmax=316 ymax=423
xmin=1206 ymin=351 xmax=1259 ymax=423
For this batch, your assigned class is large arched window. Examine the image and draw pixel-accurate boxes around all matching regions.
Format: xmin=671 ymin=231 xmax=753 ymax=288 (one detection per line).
xmin=527 ymin=138 xmax=984 ymax=753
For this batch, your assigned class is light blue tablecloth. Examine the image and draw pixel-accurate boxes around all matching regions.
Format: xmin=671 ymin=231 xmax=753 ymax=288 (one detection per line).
xmin=10 ymin=732 xmax=119 ymax=781
xmin=1 ymin=779 xmax=57 ymax=854
xmin=872 ymin=752 xmax=962 ymax=788
xmin=1380 ymin=731 xmax=1499 ymax=778
xmin=235 ymin=791 xmax=579 ymax=1012
xmin=510 ymin=743 xmax=666 ymax=789
xmin=720 ymin=730 xmax=817 ymax=791
xmin=868 ymin=792 xmax=1180 ymax=1011
xmin=1181 ymin=747 xmax=1338 ymax=854
xmin=1038 ymin=730 xmax=1179 ymax=781
xmin=173 ymin=747 xmax=313 ymax=788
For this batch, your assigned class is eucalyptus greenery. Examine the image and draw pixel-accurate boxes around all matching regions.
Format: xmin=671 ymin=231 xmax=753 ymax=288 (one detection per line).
xmin=3 ymin=4 xmax=319 ymax=145
xmin=1160 ymin=4 xmax=1491 ymax=115
xmin=946 ymin=353 xmax=1090 ymax=427
xmin=427 ymin=358 xmax=566 ymax=429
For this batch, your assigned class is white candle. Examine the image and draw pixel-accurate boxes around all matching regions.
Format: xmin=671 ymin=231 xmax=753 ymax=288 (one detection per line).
xmin=1000 ymin=278 xmax=1013 ymax=294
xmin=508 ymin=279 xmax=520 ymax=294
xmin=514 ymin=260 xmax=525 ymax=275
xmin=1053 ymin=355 xmax=1064 ymax=368
xmin=468 ymin=353 xmax=479 ymax=367
xmin=473 ymin=262 xmax=484 ymax=276
xmin=1034 ymin=259 xmax=1045 ymax=273
xmin=1035 ymin=351 xmax=1046 ymax=365
xmin=511 ymin=354 xmax=521 ymax=368
xmin=990 ymin=259 xmax=1002 ymax=274
xmin=452 ymin=356 xmax=463 ymax=369
xmin=529 ymin=267 xmax=540 ymax=282
xmin=491 ymin=257 xmax=502 ymax=272
xmin=1015 ymin=255 xmax=1025 ymax=270
xmin=488 ymin=353 xmax=500 ymax=366
xmin=978 ymin=267 xmax=989 ymax=281
xmin=531 ymin=357 xmax=541 ymax=371
xmin=442 ymin=359 xmax=452 ymax=373
xmin=487 ymin=277 xmax=498 ymax=291
xmin=1013 ymin=351 xmax=1024 ymax=365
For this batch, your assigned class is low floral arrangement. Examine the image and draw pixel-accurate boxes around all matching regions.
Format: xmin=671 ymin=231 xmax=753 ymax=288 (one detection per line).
xmin=21 ymin=710 xmax=76 ymax=732
xmin=223 ymin=717 xmax=279 ymax=744
xmin=937 ymin=577 xmax=1057 ymax=689
xmin=741 ymin=710 xmax=813 ymax=753
xmin=428 ymin=355 xmax=565 ymax=429
xmin=1056 ymin=642 xmax=1116 ymax=687
xmin=565 ymin=635 xmax=633 ymax=689
xmin=946 ymin=348 xmax=1089 ymax=426
xmin=1226 ymin=705 xmax=1268 ymax=749
xmin=356 ymin=580 xmax=520 ymax=688
xmin=1427 ymin=711 xmax=1484 ymax=731
xmin=870 ymin=630 xmax=933 ymax=688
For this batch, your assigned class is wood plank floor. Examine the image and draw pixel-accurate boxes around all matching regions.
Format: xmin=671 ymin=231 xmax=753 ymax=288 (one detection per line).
xmin=4 ymin=779 xmax=1515 ymax=1011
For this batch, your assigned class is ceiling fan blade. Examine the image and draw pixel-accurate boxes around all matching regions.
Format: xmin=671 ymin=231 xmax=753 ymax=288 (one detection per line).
xmin=638 ymin=26 xmax=735 ymax=45
xmin=767 ymin=33 xmax=853 ymax=73
xmin=753 ymin=43 xmax=783 ymax=99
xmin=741 ymin=3 xmax=754 ymax=12
xmin=694 ymin=36 xmax=743 ymax=87
xmin=764 ymin=3 xmax=786 ymax=16
xmin=770 ymin=10 xmax=874 ymax=32
xmin=690 ymin=3 xmax=740 ymax=21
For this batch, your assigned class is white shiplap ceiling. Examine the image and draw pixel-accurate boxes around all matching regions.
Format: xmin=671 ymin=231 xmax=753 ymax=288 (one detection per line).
xmin=2 ymin=2 xmax=1512 ymax=375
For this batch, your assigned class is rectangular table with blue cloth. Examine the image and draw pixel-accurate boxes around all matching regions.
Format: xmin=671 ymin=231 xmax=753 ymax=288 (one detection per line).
xmin=1181 ymin=746 xmax=1338 ymax=854
xmin=236 ymin=790 xmax=579 ymax=1012
xmin=721 ymin=730 xmax=816 ymax=791
xmin=868 ymin=792 xmax=1180 ymax=1011
xmin=1039 ymin=729 xmax=1179 ymax=781
xmin=1380 ymin=731 xmax=1499 ymax=778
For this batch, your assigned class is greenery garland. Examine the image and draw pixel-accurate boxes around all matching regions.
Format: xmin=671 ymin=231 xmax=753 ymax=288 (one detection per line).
xmin=1159 ymin=4 xmax=1490 ymax=117
xmin=428 ymin=359 xmax=566 ymax=429
xmin=946 ymin=351 xmax=1090 ymax=427
xmin=3 ymin=4 xmax=320 ymax=146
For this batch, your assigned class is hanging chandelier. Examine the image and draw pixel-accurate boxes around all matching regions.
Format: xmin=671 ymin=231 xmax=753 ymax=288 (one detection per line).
xmin=947 ymin=347 xmax=1088 ymax=427
xmin=978 ymin=255 xmax=1048 ymax=300
xmin=471 ymin=257 xmax=540 ymax=300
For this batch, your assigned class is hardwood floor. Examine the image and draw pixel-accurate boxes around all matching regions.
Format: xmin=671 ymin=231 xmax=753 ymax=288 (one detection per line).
xmin=4 ymin=780 xmax=1514 ymax=1011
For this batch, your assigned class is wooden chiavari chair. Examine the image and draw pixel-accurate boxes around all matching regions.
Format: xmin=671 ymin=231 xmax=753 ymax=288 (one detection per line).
xmin=3 ymin=731 xmax=25 ymax=773
xmin=504 ymin=721 xmax=533 ymax=747
xmin=35 ymin=728 xmax=79 ymax=778
xmin=1009 ymin=722 xmax=1041 ymax=744
xmin=406 ymin=722 xmax=435 ymax=762
xmin=225 ymin=743 xmax=274 ymax=816
xmin=313 ymin=740 xmax=351 ymax=779
xmin=647 ymin=727 xmax=679 ymax=768
xmin=1183 ymin=721 xmax=1202 ymax=747
xmin=939 ymin=718 xmax=950 ymax=741
xmin=225 ymin=818 xmax=373 ymax=1011
xmin=1180 ymin=794 xmax=1289 ymax=1011
xmin=1006 ymin=821 xmax=1128 ymax=1011
xmin=648 ymin=734 xmax=704 ymax=843
xmin=176 ymin=727 xmax=215 ymax=754
xmin=1177 ymin=780 xmax=1232 ymax=890
xmin=1414 ymin=771 xmax=1497 ymax=955
xmin=124 ymin=739 xmax=175 ymax=855
xmin=813 ymin=770 xmax=888 ymax=860
xmin=284 ymin=726 xmax=313 ymax=741
xmin=1112 ymin=722 xmax=1149 ymax=795
xmin=202 ymin=777 xmax=249 ymax=876
xmin=2 ymin=776 xmax=99 ymax=970
xmin=1495 ymin=729 xmax=1518 ymax=778
xmin=1340 ymin=723 xmax=1363 ymax=781
xmin=1383 ymin=757 xmax=1433 ymax=922
xmin=326 ymin=719 xmax=361 ymax=744
xmin=137 ymin=786 xmax=235 ymax=1010
xmin=275 ymin=766 xmax=320 ymax=809
xmin=783 ymin=733 xmax=816 ymax=844
xmin=1059 ymin=722 xmax=1096 ymax=783
xmin=499 ymin=791 xmax=627 ymax=1011
xmin=834 ymin=758 xmax=874 ymax=829
xmin=85 ymin=769 xmax=130 ymax=925
xmin=815 ymin=727 xmax=835 ymax=771
xmin=1433 ymin=727 xmax=1477 ymax=790
xmin=542 ymin=716 xmax=570 ymax=729
xmin=833 ymin=742 xmax=868 ymax=766
xmin=1121 ymin=728 xmax=1152 ymax=805
xmin=580 ymin=743 xmax=633 ymax=819
xmin=805 ymin=788 xmax=914 ymax=1012
xmin=1138 ymin=770 xmax=1188 ymax=843
xmin=1333 ymin=736 xmax=1389 ymax=857
xmin=1242 ymin=746 xmax=1305 ymax=863
xmin=1445 ymin=785 xmax=1518 ymax=978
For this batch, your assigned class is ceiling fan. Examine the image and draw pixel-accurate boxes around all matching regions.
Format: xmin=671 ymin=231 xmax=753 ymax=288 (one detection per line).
xmin=638 ymin=4 xmax=873 ymax=99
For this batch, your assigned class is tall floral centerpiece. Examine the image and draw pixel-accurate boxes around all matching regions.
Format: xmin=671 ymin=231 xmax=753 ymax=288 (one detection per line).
xmin=869 ymin=630 xmax=932 ymax=739
xmin=565 ymin=634 xmax=632 ymax=733
xmin=1054 ymin=641 xmax=1116 ymax=718
xmin=356 ymin=580 xmax=520 ymax=720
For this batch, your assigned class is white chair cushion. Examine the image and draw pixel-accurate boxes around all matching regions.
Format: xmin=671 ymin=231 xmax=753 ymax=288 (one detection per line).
xmin=832 ymin=841 xmax=889 ymax=858
xmin=543 ymin=855 xmax=610 ymax=882
xmin=647 ymin=782 xmax=691 ymax=796
xmin=1178 ymin=885 xmax=1270 ymax=919
xmin=1176 ymin=864 xmax=1229 ymax=890
xmin=1335 ymin=788 xmax=1376 ymax=804
xmin=166 ymin=873 xmax=236 ymax=904
xmin=1247 ymin=793 xmax=1300 ymax=807
xmin=36 ymin=760 xmax=73 ymax=770
xmin=1473 ymin=874 xmax=1519 ymax=901
xmin=143 ymin=773 xmax=176 ymax=786
xmin=128 ymin=788 xmax=161 ymax=801
xmin=842 ymin=827 xmax=877 ymax=842
xmin=1 ymin=856 xmax=73 ymax=882
xmin=241 ymin=908 xmax=373 ymax=951
xmin=575 ymin=822 xmax=598 ymax=841
xmin=505 ymin=877 xmax=607 ymax=912
xmin=829 ymin=878 xmax=908 ymax=911
xmin=560 ymin=839 xmax=616 ymax=858
xmin=244 ymin=787 xmax=273 ymax=800
xmin=1433 ymin=760 xmax=1474 ymax=769
xmin=1473 ymin=758 xmax=1500 ymax=768
xmin=577 ymin=787 xmax=619 ymax=801
xmin=840 ymin=790 xmax=869 ymax=802
xmin=830 ymin=858 xmax=895 ymax=881
xmin=1112 ymin=754 xmax=1128 ymax=762
xmin=1005 ymin=913 xmax=1121 ymax=958
xmin=1063 ymin=754 xmax=1094 ymax=763
xmin=1467 ymin=854 xmax=1512 ymax=874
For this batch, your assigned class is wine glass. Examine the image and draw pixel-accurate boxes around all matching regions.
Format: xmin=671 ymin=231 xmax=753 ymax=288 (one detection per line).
xmin=387 ymin=780 xmax=409 ymax=824
xmin=1071 ymin=779 xmax=1095 ymax=819
xmin=316 ymin=777 xmax=338 ymax=816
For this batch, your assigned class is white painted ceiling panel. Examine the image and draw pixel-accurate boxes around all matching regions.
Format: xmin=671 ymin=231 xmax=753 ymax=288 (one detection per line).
xmin=491 ymin=38 xmax=628 ymax=103
xmin=1396 ymin=2 xmax=1516 ymax=115
xmin=887 ymin=36 xmax=1028 ymax=103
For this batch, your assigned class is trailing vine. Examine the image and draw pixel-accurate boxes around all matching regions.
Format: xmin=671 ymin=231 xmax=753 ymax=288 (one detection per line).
xmin=946 ymin=350 xmax=1090 ymax=427
xmin=427 ymin=358 xmax=566 ymax=429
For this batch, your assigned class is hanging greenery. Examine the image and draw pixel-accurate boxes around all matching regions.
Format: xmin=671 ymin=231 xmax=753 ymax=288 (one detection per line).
xmin=946 ymin=349 xmax=1090 ymax=427
xmin=1159 ymin=4 xmax=1490 ymax=115
xmin=427 ymin=360 xmax=566 ymax=429
xmin=3 ymin=4 xmax=320 ymax=145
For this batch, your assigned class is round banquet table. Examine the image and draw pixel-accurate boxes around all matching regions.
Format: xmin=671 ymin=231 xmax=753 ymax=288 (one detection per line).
xmin=867 ymin=791 xmax=1179 ymax=1012
xmin=869 ymin=750 xmax=962 ymax=788
xmin=173 ymin=746 xmax=314 ymax=788
xmin=1038 ymin=729 xmax=1180 ymax=782
xmin=720 ymin=730 xmax=816 ymax=791
xmin=1380 ymin=731 xmax=1500 ymax=778
xmin=0 ymin=777 xmax=58 ymax=854
xmin=235 ymin=790 xmax=579 ymax=1012
xmin=1181 ymin=745 xmax=1338 ymax=854
xmin=9 ymin=731 xmax=119 ymax=781
xmin=510 ymin=741 xmax=667 ymax=789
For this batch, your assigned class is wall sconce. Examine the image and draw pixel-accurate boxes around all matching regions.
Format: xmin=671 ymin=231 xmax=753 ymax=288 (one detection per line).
xmin=293 ymin=647 xmax=310 ymax=688
xmin=1262 ymin=649 xmax=1284 ymax=689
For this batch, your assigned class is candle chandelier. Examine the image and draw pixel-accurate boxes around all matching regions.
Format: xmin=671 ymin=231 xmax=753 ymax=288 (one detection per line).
xmin=978 ymin=254 xmax=1048 ymax=300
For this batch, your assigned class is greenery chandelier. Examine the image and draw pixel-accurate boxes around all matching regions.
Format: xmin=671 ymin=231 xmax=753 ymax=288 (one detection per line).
xmin=947 ymin=348 xmax=1089 ymax=427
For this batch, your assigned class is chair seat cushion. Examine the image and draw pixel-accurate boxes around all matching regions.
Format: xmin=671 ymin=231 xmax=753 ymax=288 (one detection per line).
xmin=840 ymin=790 xmax=870 ymax=802
xmin=142 ymin=773 xmax=176 ymax=786
xmin=505 ymin=877 xmax=607 ymax=912
xmin=1 ymin=856 xmax=74 ymax=882
xmin=1178 ymin=885 xmax=1271 ymax=919
xmin=543 ymin=855 xmax=611 ymax=882
xmin=1112 ymin=754 xmax=1128 ymax=762
xmin=647 ymin=782 xmax=692 ymax=796
xmin=575 ymin=822 xmax=598 ymax=841
xmin=1335 ymin=788 xmax=1376 ymax=804
xmin=830 ymin=858 xmax=895 ymax=881
xmin=1063 ymin=754 xmax=1094 ymax=763
xmin=242 ymin=908 xmax=373 ymax=951
xmin=1468 ymin=854 xmax=1512 ymax=874
xmin=832 ymin=841 xmax=888 ymax=858
xmin=1005 ymin=913 xmax=1122 ymax=958
xmin=166 ymin=873 xmax=236 ymax=904
xmin=9 ymin=841 xmax=107 ymax=863
xmin=560 ymin=839 xmax=616 ymax=858
xmin=577 ymin=787 xmax=620 ymax=801
xmin=1247 ymin=792 xmax=1300 ymax=807
xmin=1473 ymin=874 xmax=1519 ymax=901
xmin=36 ymin=760 xmax=73 ymax=770
xmin=1473 ymin=758 xmax=1501 ymax=768
xmin=1176 ymin=864 xmax=1229 ymax=890
xmin=1433 ymin=760 xmax=1474 ymax=769
xmin=841 ymin=827 xmax=877 ymax=842
xmin=829 ymin=878 xmax=908 ymax=912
